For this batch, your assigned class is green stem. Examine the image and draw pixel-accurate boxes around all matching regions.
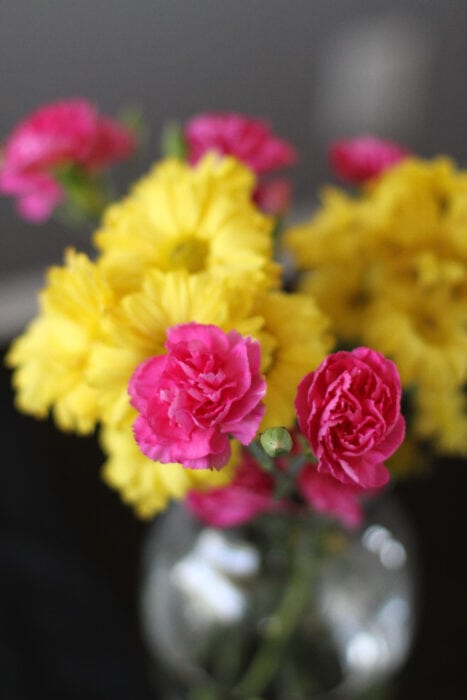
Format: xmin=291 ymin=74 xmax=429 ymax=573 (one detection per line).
xmin=233 ymin=529 xmax=312 ymax=698
xmin=246 ymin=440 xmax=275 ymax=473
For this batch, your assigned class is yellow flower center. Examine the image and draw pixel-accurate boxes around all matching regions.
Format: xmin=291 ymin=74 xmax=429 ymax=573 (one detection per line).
xmin=413 ymin=312 xmax=444 ymax=344
xmin=168 ymin=237 xmax=208 ymax=273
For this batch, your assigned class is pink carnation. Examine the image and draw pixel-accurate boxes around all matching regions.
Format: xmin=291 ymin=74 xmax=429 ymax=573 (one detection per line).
xmin=0 ymin=98 xmax=135 ymax=222
xmin=129 ymin=323 xmax=266 ymax=470
xmin=186 ymin=452 xmax=277 ymax=528
xmin=185 ymin=112 xmax=297 ymax=175
xmin=298 ymin=464 xmax=364 ymax=528
xmin=184 ymin=112 xmax=297 ymax=215
xmin=329 ymin=135 xmax=409 ymax=185
xmin=295 ymin=348 xmax=405 ymax=490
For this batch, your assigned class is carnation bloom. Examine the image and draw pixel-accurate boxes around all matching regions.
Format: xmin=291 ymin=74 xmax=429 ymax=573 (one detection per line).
xmin=128 ymin=322 xmax=266 ymax=470
xmin=295 ymin=347 xmax=405 ymax=489
xmin=0 ymin=98 xmax=135 ymax=222
xmin=328 ymin=134 xmax=409 ymax=184
xmin=298 ymin=464 xmax=364 ymax=528
xmin=186 ymin=451 xmax=277 ymax=527
xmin=184 ymin=112 xmax=297 ymax=215
xmin=185 ymin=112 xmax=297 ymax=175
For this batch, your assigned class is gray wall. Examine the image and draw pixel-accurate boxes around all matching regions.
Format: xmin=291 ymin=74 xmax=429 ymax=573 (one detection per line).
xmin=2 ymin=0 xmax=467 ymax=278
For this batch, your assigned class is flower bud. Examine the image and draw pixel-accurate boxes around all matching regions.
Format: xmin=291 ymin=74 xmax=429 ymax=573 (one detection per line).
xmin=260 ymin=427 xmax=293 ymax=458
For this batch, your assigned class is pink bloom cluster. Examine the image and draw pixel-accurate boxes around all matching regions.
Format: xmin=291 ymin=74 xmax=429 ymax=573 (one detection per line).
xmin=129 ymin=323 xmax=266 ymax=470
xmin=187 ymin=447 xmax=366 ymax=529
xmin=298 ymin=466 xmax=366 ymax=529
xmin=329 ymin=135 xmax=409 ymax=185
xmin=184 ymin=112 xmax=297 ymax=214
xmin=186 ymin=452 xmax=278 ymax=528
xmin=0 ymin=98 xmax=135 ymax=222
xmin=295 ymin=348 xmax=405 ymax=490
xmin=128 ymin=321 xmax=403 ymax=528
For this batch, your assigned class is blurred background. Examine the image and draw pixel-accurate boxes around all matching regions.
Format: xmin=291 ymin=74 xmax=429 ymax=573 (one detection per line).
xmin=4 ymin=0 xmax=467 ymax=324
xmin=1 ymin=1 xmax=467 ymax=698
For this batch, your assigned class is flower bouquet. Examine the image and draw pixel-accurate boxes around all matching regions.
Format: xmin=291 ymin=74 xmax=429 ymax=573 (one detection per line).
xmin=3 ymin=101 xmax=465 ymax=697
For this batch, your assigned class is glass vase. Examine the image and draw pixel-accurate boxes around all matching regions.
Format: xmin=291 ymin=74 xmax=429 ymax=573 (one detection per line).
xmin=140 ymin=496 xmax=417 ymax=699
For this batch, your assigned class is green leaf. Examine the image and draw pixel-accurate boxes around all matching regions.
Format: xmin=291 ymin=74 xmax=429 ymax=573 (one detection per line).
xmin=161 ymin=121 xmax=187 ymax=160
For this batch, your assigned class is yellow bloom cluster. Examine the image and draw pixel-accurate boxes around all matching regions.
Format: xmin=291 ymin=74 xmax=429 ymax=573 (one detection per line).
xmin=284 ymin=156 xmax=467 ymax=456
xmin=8 ymin=155 xmax=331 ymax=517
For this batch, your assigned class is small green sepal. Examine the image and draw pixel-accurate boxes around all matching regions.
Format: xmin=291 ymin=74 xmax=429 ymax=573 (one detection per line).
xmin=260 ymin=427 xmax=293 ymax=458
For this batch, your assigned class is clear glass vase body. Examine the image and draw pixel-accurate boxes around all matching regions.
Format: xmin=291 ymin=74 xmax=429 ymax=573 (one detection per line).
xmin=140 ymin=497 xmax=416 ymax=699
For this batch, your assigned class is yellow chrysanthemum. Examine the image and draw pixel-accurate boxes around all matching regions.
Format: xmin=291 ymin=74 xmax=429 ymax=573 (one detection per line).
xmin=42 ymin=247 xmax=115 ymax=325
xmin=414 ymin=386 xmax=467 ymax=456
xmin=101 ymin=420 xmax=238 ymax=518
xmin=7 ymin=250 xmax=113 ymax=433
xmin=253 ymin=291 xmax=333 ymax=429
xmin=94 ymin=154 xmax=279 ymax=297
xmin=285 ymin=186 xmax=373 ymax=269
xmin=283 ymin=156 xmax=467 ymax=459
xmin=289 ymin=156 xmax=467 ymax=259
xmin=298 ymin=263 xmax=370 ymax=343
xmin=364 ymin=287 xmax=467 ymax=390
xmin=386 ymin=433 xmax=427 ymax=478
xmin=7 ymin=153 xmax=334 ymax=516
xmin=8 ymin=315 xmax=99 ymax=434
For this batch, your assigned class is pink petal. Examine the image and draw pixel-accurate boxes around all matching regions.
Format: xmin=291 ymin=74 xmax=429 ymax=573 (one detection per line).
xmin=329 ymin=135 xmax=409 ymax=184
